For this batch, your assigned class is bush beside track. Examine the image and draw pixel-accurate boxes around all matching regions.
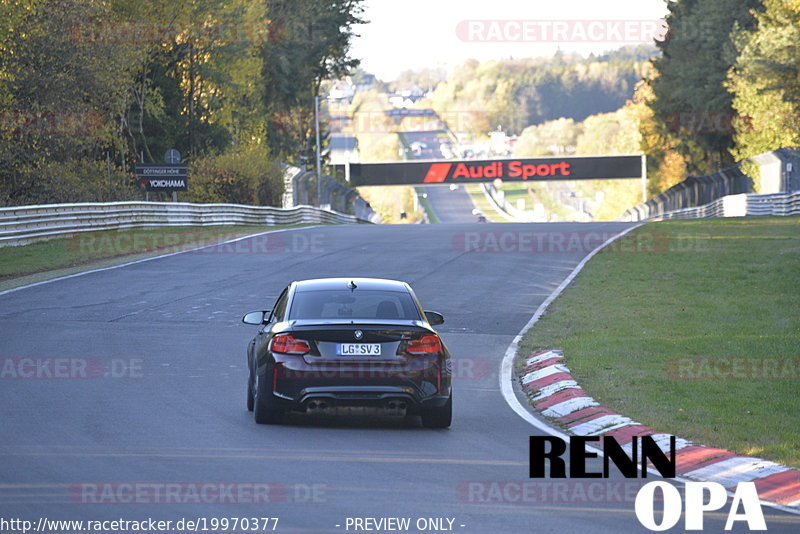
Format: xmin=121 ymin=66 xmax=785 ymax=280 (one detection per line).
xmin=517 ymin=217 xmax=800 ymax=467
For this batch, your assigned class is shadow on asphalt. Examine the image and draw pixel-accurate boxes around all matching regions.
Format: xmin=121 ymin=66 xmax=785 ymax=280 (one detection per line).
xmin=254 ymin=412 xmax=431 ymax=430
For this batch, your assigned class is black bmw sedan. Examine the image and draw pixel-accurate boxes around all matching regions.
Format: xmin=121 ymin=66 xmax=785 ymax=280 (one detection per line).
xmin=242 ymin=278 xmax=452 ymax=428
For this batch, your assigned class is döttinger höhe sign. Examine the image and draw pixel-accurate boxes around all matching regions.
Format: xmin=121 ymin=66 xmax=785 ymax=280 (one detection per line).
xmin=135 ymin=163 xmax=189 ymax=192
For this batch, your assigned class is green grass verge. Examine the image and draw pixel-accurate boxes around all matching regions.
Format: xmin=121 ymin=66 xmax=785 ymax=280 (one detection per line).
xmin=0 ymin=225 xmax=305 ymax=289
xmin=518 ymin=217 xmax=800 ymax=467
xmin=414 ymin=187 xmax=440 ymax=224
xmin=463 ymin=185 xmax=507 ymax=223
xmin=498 ymin=183 xmax=532 ymax=210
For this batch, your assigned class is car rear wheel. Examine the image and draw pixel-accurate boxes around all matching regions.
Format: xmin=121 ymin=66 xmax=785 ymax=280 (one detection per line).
xmin=253 ymin=373 xmax=284 ymax=424
xmin=421 ymin=393 xmax=452 ymax=428
xmin=246 ymin=379 xmax=254 ymax=412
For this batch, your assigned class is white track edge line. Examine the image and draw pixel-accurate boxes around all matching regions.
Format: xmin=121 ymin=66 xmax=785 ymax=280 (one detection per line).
xmin=0 ymin=226 xmax=322 ymax=298
xmin=497 ymin=221 xmax=800 ymax=516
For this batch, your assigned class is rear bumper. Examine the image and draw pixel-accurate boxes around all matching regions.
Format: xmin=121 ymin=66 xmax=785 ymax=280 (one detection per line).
xmin=266 ymin=359 xmax=451 ymax=414
xmin=278 ymin=390 xmax=451 ymax=415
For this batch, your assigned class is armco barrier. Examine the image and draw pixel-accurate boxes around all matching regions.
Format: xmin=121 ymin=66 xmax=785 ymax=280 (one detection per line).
xmin=621 ymin=191 xmax=800 ymax=221
xmin=621 ymin=148 xmax=800 ymax=222
xmin=481 ymin=183 xmax=529 ymax=222
xmin=745 ymin=192 xmax=800 ymax=217
xmin=287 ymin=170 xmax=380 ymax=224
xmin=621 ymin=166 xmax=752 ymax=222
xmin=0 ymin=201 xmax=371 ymax=247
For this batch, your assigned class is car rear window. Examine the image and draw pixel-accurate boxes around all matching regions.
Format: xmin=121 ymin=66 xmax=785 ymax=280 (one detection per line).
xmin=288 ymin=290 xmax=421 ymax=321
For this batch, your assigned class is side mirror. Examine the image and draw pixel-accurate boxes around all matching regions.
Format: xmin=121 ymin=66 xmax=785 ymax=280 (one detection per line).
xmin=242 ymin=310 xmax=270 ymax=325
xmin=424 ymin=310 xmax=444 ymax=326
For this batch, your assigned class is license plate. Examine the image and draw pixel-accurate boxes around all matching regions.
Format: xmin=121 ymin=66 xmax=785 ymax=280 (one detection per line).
xmin=337 ymin=343 xmax=381 ymax=356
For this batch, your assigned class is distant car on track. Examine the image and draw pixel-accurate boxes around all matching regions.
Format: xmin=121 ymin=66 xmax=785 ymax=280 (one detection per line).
xmin=242 ymin=278 xmax=452 ymax=428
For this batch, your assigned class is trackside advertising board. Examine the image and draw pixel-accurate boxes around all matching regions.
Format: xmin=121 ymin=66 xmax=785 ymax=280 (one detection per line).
xmin=135 ymin=163 xmax=189 ymax=192
xmin=344 ymin=155 xmax=643 ymax=186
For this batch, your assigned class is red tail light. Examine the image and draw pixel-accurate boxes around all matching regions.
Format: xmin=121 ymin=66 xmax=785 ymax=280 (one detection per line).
xmin=406 ymin=335 xmax=442 ymax=355
xmin=269 ymin=334 xmax=311 ymax=355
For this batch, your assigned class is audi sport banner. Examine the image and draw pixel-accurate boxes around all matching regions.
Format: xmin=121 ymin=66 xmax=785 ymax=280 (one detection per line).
xmin=343 ymin=155 xmax=643 ymax=186
xmin=135 ymin=163 xmax=189 ymax=192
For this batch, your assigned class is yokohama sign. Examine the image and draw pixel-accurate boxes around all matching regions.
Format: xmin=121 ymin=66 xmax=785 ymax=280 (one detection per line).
xmin=135 ymin=163 xmax=189 ymax=191
xmin=344 ymin=156 xmax=643 ymax=186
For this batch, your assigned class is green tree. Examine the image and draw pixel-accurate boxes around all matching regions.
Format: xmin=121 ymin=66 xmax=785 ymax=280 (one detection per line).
xmin=514 ymin=118 xmax=582 ymax=157
xmin=391 ymin=67 xmax=446 ymax=93
xmin=431 ymin=46 xmax=656 ymax=137
xmin=727 ymin=0 xmax=800 ymax=160
xmin=112 ymin=0 xmax=266 ymax=163
xmin=633 ymin=78 xmax=688 ymax=195
xmin=576 ymin=106 xmax=641 ymax=156
xmin=0 ymin=0 xmax=292 ymax=206
xmin=187 ymin=144 xmax=283 ymax=205
xmin=0 ymin=0 xmax=140 ymax=204
xmin=648 ymin=0 xmax=760 ymax=174
xmin=260 ymin=0 xmax=365 ymax=166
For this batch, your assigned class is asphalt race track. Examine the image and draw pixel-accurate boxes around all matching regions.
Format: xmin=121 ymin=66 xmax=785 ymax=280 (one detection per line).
xmin=424 ymin=186 xmax=479 ymax=223
xmin=1 ymin=223 xmax=798 ymax=533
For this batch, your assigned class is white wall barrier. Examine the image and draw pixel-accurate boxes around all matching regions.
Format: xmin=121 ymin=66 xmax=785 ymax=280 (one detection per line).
xmin=0 ymin=201 xmax=372 ymax=247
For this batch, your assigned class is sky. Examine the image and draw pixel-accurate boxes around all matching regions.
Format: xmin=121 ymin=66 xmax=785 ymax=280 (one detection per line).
xmin=350 ymin=0 xmax=672 ymax=81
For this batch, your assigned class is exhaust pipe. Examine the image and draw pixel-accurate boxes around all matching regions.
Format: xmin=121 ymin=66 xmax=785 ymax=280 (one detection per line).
xmin=383 ymin=400 xmax=407 ymax=416
xmin=306 ymin=398 xmax=407 ymax=416
xmin=306 ymin=400 xmax=329 ymax=413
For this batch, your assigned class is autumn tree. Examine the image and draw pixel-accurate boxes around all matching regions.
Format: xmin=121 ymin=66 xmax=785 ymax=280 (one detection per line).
xmin=647 ymin=0 xmax=760 ymax=174
xmin=727 ymin=0 xmax=800 ymax=160
xmin=260 ymin=0 xmax=365 ymax=166
xmin=0 ymin=0 xmax=140 ymax=204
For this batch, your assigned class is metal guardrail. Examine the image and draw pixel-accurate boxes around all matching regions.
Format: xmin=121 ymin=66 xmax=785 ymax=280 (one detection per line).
xmin=621 ymin=166 xmax=752 ymax=222
xmin=0 ymin=201 xmax=371 ymax=247
xmin=621 ymin=191 xmax=800 ymax=221
xmin=480 ymin=183 xmax=523 ymax=222
xmin=286 ymin=169 xmax=381 ymax=224
xmin=746 ymin=192 xmax=800 ymax=216
xmin=621 ymin=148 xmax=800 ymax=222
